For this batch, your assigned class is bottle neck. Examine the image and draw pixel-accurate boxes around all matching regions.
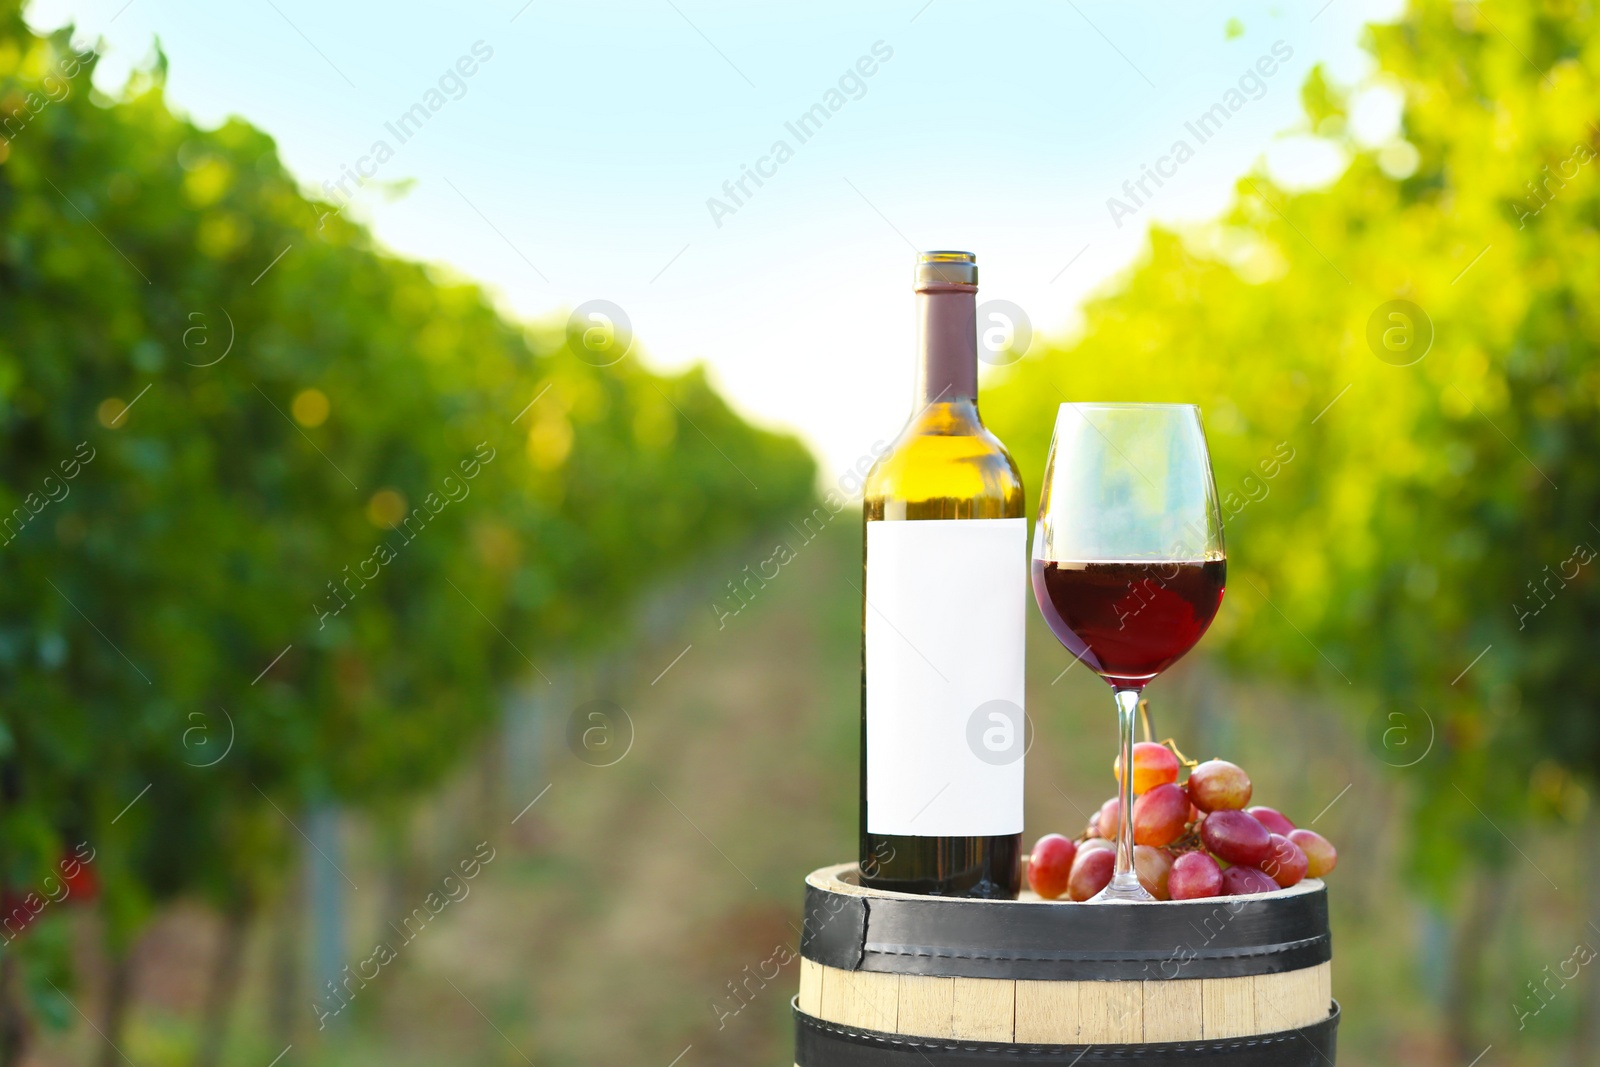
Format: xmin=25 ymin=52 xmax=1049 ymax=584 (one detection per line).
xmin=915 ymin=288 xmax=978 ymax=406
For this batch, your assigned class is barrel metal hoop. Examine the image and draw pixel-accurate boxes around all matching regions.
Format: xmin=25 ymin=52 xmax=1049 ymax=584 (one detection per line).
xmin=857 ymin=933 xmax=1330 ymax=980
xmin=800 ymin=882 xmax=869 ymax=970
xmin=793 ymin=999 xmax=1341 ymax=1066
xmin=801 ymin=877 xmax=1332 ymax=980
xmin=864 ymin=933 xmax=1327 ymax=964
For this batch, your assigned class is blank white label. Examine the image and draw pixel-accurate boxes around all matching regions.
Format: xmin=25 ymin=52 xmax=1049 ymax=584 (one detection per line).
xmin=866 ymin=517 xmax=1026 ymax=836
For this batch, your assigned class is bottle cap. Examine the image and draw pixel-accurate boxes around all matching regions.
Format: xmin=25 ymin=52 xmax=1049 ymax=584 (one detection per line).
xmin=914 ymin=250 xmax=978 ymax=292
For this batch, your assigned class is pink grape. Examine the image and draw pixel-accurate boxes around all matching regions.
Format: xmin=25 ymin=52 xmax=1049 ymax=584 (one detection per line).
xmin=1187 ymin=760 xmax=1253 ymax=812
xmin=1095 ymin=797 xmax=1120 ymax=839
xmin=1247 ymin=806 xmax=1296 ymax=836
xmin=1080 ymin=836 xmax=1115 ymax=853
xmin=1133 ymin=845 xmax=1173 ymax=900
xmin=1133 ymin=783 xmax=1190 ymax=847
xmin=1027 ymin=834 xmax=1077 ymax=900
xmin=1068 ymin=846 xmax=1115 ymax=901
xmin=1262 ymin=834 xmax=1308 ymax=888
xmin=1168 ymin=851 xmax=1224 ymax=900
xmin=1221 ymin=866 xmax=1279 ymax=896
xmin=1114 ymin=742 xmax=1182 ymax=796
xmin=1288 ymin=829 xmax=1338 ymax=878
xmin=1199 ymin=809 xmax=1273 ymax=867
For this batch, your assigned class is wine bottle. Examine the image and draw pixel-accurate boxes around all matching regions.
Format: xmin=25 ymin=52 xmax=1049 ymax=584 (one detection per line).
xmin=859 ymin=251 xmax=1026 ymax=898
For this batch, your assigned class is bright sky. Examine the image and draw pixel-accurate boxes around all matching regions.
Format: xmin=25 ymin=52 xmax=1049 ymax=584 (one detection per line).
xmin=29 ymin=0 xmax=1402 ymax=478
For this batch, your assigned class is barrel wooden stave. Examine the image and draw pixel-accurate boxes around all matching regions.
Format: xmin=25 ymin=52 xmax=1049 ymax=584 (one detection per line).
xmin=801 ymin=957 xmax=1330 ymax=1043
xmin=792 ymin=1002 xmax=1341 ymax=1066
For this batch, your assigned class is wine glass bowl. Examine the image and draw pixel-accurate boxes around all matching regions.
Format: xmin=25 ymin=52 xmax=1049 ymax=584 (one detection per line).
xmin=1031 ymin=558 xmax=1226 ymax=689
xmin=1031 ymin=403 xmax=1226 ymax=902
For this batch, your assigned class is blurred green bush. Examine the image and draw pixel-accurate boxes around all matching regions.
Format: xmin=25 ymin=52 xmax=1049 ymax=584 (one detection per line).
xmin=987 ymin=0 xmax=1598 ymax=1049
xmin=0 ymin=0 xmax=814 ymax=1052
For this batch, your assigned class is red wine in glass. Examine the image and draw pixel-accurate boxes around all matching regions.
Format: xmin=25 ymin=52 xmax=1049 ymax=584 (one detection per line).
xmin=1031 ymin=402 xmax=1227 ymax=903
xmin=1031 ymin=559 xmax=1226 ymax=689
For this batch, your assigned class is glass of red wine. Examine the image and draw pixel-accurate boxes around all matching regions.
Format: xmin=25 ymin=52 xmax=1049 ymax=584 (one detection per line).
xmin=1031 ymin=403 xmax=1226 ymax=903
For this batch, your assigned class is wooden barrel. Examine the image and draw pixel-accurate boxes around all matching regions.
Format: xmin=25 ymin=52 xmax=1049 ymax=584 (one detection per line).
xmin=793 ymin=862 xmax=1337 ymax=1065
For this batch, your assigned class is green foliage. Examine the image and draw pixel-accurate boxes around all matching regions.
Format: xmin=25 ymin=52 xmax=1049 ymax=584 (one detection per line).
xmin=987 ymin=0 xmax=1599 ymax=898
xmin=0 ymin=0 xmax=812 ymax=1005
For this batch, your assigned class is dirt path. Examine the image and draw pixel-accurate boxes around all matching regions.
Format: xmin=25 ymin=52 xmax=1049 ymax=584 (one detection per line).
xmin=357 ymin=517 xmax=863 ymax=1067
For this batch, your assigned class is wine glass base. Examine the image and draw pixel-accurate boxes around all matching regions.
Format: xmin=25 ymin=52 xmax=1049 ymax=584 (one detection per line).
xmin=1090 ymin=872 xmax=1155 ymax=903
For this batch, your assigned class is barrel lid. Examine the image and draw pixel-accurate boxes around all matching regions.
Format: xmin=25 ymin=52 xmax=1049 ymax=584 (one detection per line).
xmin=799 ymin=862 xmax=1332 ymax=982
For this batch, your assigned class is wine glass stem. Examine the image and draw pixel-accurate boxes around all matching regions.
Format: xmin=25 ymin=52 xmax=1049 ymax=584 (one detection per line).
xmin=1112 ymin=687 xmax=1143 ymax=893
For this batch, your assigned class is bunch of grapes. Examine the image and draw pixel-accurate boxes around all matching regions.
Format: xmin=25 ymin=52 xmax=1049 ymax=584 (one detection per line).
xmin=1025 ymin=743 xmax=1338 ymax=902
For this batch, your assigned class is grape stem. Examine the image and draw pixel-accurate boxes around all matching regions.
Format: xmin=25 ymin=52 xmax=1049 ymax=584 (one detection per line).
xmin=1162 ymin=737 xmax=1200 ymax=769
xmin=1135 ymin=699 xmax=1201 ymax=771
